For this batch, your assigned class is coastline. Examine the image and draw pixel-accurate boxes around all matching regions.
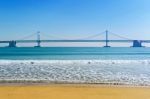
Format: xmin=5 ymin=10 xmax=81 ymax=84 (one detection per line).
xmin=0 ymin=81 xmax=149 ymax=87
xmin=1 ymin=83 xmax=150 ymax=88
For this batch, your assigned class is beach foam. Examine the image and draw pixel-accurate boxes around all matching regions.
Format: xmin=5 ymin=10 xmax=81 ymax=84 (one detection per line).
xmin=0 ymin=60 xmax=150 ymax=85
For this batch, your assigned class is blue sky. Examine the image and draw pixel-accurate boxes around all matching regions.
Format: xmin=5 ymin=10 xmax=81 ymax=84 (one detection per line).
xmin=0 ymin=0 xmax=150 ymax=41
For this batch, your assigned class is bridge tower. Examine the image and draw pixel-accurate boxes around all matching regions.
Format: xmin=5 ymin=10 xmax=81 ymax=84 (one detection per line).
xmin=132 ymin=40 xmax=143 ymax=47
xmin=35 ymin=31 xmax=41 ymax=47
xmin=9 ymin=41 xmax=16 ymax=47
xmin=104 ymin=30 xmax=110 ymax=47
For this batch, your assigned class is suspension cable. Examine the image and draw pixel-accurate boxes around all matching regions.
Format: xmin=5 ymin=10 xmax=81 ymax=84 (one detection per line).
xmin=73 ymin=31 xmax=105 ymax=40
xmin=41 ymin=33 xmax=69 ymax=40
xmin=109 ymin=31 xmax=132 ymax=40
xmin=41 ymin=31 xmax=106 ymax=40
xmin=17 ymin=33 xmax=36 ymax=40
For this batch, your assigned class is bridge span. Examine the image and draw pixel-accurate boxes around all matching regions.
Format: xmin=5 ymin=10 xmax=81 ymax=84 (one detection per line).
xmin=0 ymin=40 xmax=148 ymax=47
xmin=0 ymin=31 xmax=149 ymax=47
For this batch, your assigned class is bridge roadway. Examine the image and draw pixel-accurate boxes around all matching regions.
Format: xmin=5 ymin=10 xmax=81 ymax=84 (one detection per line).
xmin=0 ymin=40 xmax=150 ymax=43
xmin=0 ymin=40 xmax=149 ymax=47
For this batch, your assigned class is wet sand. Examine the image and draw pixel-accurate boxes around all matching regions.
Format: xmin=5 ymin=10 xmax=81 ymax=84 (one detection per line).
xmin=0 ymin=84 xmax=150 ymax=99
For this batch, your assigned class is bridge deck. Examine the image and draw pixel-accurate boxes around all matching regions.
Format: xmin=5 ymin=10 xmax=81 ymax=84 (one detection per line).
xmin=0 ymin=40 xmax=150 ymax=43
xmin=0 ymin=40 xmax=133 ymax=43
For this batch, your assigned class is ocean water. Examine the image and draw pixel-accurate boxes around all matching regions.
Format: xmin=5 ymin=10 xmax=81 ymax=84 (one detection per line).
xmin=0 ymin=47 xmax=150 ymax=85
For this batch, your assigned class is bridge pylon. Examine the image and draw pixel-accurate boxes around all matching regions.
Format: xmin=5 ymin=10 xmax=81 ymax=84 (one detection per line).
xmin=104 ymin=30 xmax=110 ymax=47
xmin=132 ymin=40 xmax=143 ymax=47
xmin=9 ymin=41 xmax=17 ymax=47
xmin=35 ymin=31 xmax=41 ymax=47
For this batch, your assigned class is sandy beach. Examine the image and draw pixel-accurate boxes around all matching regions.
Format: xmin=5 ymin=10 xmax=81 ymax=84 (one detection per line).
xmin=0 ymin=84 xmax=150 ymax=99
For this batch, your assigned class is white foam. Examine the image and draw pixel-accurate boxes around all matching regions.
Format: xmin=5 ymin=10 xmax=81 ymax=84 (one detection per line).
xmin=0 ymin=60 xmax=150 ymax=85
xmin=0 ymin=59 xmax=150 ymax=65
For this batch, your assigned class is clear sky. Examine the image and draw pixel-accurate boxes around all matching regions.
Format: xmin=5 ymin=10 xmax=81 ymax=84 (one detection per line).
xmin=0 ymin=0 xmax=150 ymax=41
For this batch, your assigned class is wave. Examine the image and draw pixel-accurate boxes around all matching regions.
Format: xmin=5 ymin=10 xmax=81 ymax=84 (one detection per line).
xmin=0 ymin=60 xmax=150 ymax=86
xmin=0 ymin=60 xmax=150 ymax=65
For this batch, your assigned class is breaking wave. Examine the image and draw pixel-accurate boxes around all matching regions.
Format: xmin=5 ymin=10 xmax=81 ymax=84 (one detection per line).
xmin=0 ymin=60 xmax=150 ymax=86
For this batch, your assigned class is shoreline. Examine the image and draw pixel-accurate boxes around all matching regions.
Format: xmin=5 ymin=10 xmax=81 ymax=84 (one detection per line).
xmin=0 ymin=81 xmax=150 ymax=88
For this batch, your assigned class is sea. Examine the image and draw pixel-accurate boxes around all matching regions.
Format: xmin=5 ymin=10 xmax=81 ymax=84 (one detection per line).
xmin=0 ymin=47 xmax=150 ymax=86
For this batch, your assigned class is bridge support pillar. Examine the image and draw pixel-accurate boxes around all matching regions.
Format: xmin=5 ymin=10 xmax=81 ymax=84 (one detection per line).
xmin=132 ymin=40 xmax=142 ymax=47
xmin=9 ymin=41 xmax=16 ymax=47
xmin=104 ymin=45 xmax=111 ymax=47
xmin=34 ymin=40 xmax=41 ymax=47
xmin=34 ymin=31 xmax=41 ymax=47
xmin=103 ymin=30 xmax=111 ymax=47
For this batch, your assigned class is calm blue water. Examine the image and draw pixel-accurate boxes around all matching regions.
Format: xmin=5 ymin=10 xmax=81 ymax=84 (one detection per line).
xmin=0 ymin=47 xmax=150 ymax=85
xmin=0 ymin=47 xmax=150 ymax=60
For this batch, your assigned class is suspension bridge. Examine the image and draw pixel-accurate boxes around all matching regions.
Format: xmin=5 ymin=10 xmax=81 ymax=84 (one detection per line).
xmin=0 ymin=30 xmax=149 ymax=47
